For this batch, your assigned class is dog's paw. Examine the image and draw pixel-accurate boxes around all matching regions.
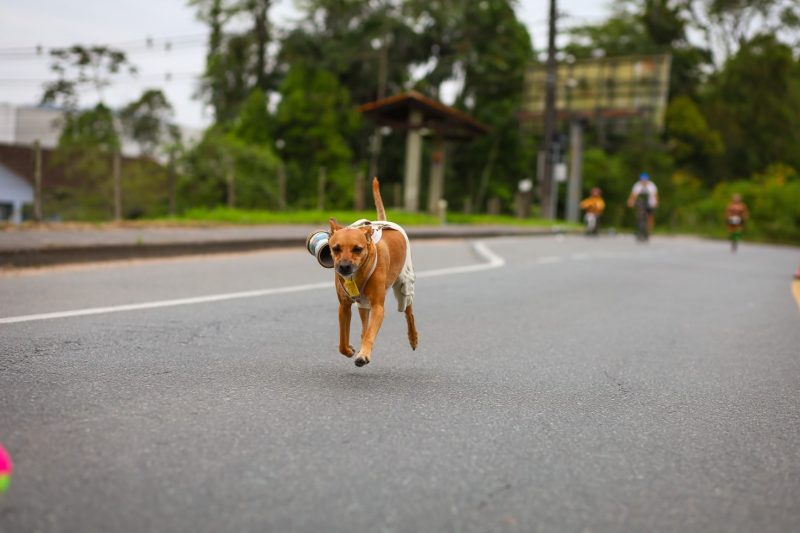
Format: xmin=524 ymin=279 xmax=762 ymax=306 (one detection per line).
xmin=354 ymin=355 xmax=370 ymax=367
xmin=408 ymin=331 xmax=418 ymax=351
xmin=339 ymin=345 xmax=355 ymax=358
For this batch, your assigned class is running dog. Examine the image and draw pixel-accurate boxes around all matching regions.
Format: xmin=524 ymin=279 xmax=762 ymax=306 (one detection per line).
xmin=327 ymin=178 xmax=418 ymax=367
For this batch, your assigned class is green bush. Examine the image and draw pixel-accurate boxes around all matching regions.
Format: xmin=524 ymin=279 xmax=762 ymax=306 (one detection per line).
xmin=670 ymin=164 xmax=800 ymax=244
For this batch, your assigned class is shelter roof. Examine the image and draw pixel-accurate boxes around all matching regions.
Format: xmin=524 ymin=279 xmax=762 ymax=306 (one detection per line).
xmin=359 ymin=91 xmax=489 ymax=140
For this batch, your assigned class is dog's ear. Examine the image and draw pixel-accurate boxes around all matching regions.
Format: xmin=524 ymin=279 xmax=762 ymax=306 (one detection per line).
xmin=329 ymin=218 xmax=343 ymax=233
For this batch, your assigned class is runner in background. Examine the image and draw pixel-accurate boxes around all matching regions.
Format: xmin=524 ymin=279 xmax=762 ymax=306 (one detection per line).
xmin=725 ymin=193 xmax=749 ymax=253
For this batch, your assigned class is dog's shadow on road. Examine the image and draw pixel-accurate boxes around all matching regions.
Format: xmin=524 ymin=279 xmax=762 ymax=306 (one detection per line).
xmin=307 ymin=364 xmax=450 ymax=397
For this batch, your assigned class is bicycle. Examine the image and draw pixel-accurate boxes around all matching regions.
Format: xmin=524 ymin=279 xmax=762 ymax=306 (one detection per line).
xmin=634 ymin=196 xmax=649 ymax=242
xmin=584 ymin=212 xmax=598 ymax=236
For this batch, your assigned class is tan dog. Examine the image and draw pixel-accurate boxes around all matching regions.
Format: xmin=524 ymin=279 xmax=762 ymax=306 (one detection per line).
xmin=328 ymin=178 xmax=418 ymax=367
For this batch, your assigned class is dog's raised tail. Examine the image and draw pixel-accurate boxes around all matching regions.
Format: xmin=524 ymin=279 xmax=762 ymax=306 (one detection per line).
xmin=372 ymin=177 xmax=386 ymax=221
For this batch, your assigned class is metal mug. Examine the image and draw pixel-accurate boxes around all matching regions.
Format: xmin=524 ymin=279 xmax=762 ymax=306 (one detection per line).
xmin=306 ymin=230 xmax=334 ymax=268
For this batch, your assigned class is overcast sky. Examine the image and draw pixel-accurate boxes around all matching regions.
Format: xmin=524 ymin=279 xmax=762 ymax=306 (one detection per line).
xmin=0 ymin=0 xmax=612 ymax=129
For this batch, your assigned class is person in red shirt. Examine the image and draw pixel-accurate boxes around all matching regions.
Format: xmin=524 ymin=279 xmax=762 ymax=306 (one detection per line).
xmin=725 ymin=193 xmax=749 ymax=253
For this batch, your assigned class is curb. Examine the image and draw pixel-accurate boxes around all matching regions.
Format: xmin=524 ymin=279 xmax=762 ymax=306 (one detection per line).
xmin=0 ymin=227 xmax=567 ymax=269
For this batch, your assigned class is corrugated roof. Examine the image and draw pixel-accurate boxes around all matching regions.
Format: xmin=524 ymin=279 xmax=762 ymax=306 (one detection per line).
xmin=0 ymin=143 xmax=162 ymax=190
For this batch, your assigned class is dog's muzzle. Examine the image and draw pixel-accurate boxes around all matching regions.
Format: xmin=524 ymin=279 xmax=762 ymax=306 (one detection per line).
xmin=306 ymin=230 xmax=334 ymax=268
xmin=336 ymin=261 xmax=354 ymax=277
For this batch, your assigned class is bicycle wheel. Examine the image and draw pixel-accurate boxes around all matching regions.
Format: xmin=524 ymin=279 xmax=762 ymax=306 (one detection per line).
xmin=635 ymin=202 xmax=648 ymax=241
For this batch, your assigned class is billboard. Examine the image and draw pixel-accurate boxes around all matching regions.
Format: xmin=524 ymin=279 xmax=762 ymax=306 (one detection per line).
xmin=521 ymin=54 xmax=672 ymax=131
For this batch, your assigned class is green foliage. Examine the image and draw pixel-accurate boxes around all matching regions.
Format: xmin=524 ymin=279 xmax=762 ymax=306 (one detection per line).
xmin=281 ymin=1 xmax=417 ymax=103
xmin=664 ymin=96 xmax=723 ymax=175
xmin=117 ymin=160 xmax=170 ymax=219
xmin=273 ymin=64 xmax=360 ymax=208
xmin=672 ymin=164 xmax=800 ymax=243
xmin=190 ymin=0 xmax=276 ymax=124
xmin=58 ymin=103 xmax=119 ymax=152
xmin=166 ymin=206 xmax=570 ymax=228
xmin=46 ymin=104 xmax=118 ymax=220
xmin=703 ymin=34 xmax=800 ymax=180
xmin=41 ymin=45 xmax=136 ymax=110
xmin=581 ymin=148 xmax=629 ymax=227
xmin=230 ymin=88 xmax=272 ymax=145
xmin=432 ymin=0 xmax=534 ymax=213
xmin=180 ymin=126 xmax=280 ymax=210
xmin=119 ymin=89 xmax=175 ymax=156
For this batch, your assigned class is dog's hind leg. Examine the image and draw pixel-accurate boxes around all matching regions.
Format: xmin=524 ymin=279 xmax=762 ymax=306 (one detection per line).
xmin=338 ymin=301 xmax=355 ymax=358
xmin=404 ymin=304 xmax=418 ymax=350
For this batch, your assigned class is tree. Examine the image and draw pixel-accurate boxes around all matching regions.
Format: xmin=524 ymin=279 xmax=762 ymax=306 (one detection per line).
xmin=703 ymin=34 xmax=800 ymax=180
xmin=564 ymin=0 xmax=711 ymax=98
xmin=41 ymin=45 xmax=137 ymax=111
xmin=685 ymin=0 xmax=800 ymax=66
xmin=190 ymin=0 xmax=278 ymax=124
xmin=401 ymin=1 xmax=535 ymax=212
xmin=664 ymin=96 xmax=723 ymax=178
xmin=49 ymin=103 xmax=120 ymax=220
xmin=230 ymin=88 xmax=272 ymax=145
xmin=273 ymin=64 xmax=360 ymax=208
xmin=120 ymin=89 xmax=176 ymax=157
xmin=181 ymin=125 xmax=280 ymax=210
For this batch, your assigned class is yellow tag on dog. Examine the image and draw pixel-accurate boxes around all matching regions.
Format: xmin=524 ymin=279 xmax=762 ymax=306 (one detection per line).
xmin=343 ymin=279 xmax=360 ymax=298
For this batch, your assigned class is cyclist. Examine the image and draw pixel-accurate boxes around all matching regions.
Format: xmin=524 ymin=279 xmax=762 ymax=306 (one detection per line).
xmin=627 ymin=173 xmax=658 ymax=241
xmin=725 ymin=193 xmax=749 ymax=253
xmin=579 ymin=187 xmax=605 ymax=236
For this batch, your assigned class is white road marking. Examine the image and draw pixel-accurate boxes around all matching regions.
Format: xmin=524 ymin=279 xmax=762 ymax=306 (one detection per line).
xmin=416 ymin=241 xmax=505 ymax=278
xmin=0 ymin=241 xmax=506 ymax=325
xmin=0 ymin=282 xmax=332 ymax=325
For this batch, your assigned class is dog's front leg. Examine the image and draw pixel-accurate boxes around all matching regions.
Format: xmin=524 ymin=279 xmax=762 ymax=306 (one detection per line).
xmin=354 ymin=303 xmax=384 ymax=367
xmin=338 ymin=301 xmax=355 ymax=358
xmin=358 ymin=307 xmax=370 ymax=344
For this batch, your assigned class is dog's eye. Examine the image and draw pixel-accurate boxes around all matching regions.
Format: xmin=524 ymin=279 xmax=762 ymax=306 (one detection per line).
xmin=352 ymin=246 xmax=363 ymax=254
xmin=332 ymin=245 xmax=342 ymax=254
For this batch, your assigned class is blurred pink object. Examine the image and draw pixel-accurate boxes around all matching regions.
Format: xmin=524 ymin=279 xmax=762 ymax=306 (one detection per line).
xmin=0 ymin=444 xmax=11 ymax=474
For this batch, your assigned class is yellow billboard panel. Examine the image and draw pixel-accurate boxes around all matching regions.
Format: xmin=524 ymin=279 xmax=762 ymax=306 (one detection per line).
xmin=522 ymin=54 xmax=671 ymax=131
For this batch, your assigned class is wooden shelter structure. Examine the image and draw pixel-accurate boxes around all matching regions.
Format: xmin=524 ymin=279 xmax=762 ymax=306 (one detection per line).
xmin=359 ymin=91 xmax=489 ymax=213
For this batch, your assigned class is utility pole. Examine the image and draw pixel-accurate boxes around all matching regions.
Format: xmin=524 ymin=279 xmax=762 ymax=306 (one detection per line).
xmin=368 ymin=10 xmax=390 ymax=182
xmin=113 ymin=150 xmax=122 ymax=221
xmin=226 ymin=162 xmax=236 ymax=209
xmin=277 ymin=161 xmax=287 ymax=211
xmin=541 ymin=0 xmax=559 ymax=220
xmin=33 ymin=140 xmax=42 ymax=221
xmin=167 ymin=149 xmax=176 ymax=217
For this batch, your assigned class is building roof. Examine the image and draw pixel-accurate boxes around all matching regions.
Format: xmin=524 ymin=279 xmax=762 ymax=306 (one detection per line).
xmin=0 ymin=143 xmax=161 ymax=190
xmin=359 ymin=91 xmax=490 ymax=140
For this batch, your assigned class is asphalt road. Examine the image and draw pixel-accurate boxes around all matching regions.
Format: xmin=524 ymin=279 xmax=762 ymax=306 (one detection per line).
xmin=1 ymin=235 xmax=799 ymax=532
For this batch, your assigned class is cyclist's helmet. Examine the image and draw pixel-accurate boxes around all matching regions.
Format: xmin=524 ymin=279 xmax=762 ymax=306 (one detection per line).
xmin=639 ymin=172 xmax=650 ymax=181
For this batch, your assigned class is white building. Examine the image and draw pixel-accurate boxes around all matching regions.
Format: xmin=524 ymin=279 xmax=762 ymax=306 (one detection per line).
xmin=0 ymin=103 xmax=63 ymax=148
xmin=0 ymin=102 xmax=201 ymax=223
xmin=0 ymin=161 xmax=33 ymax=224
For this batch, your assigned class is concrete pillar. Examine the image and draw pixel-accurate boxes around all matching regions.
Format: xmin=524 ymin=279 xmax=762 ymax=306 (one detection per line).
xmin=11 ymin=202 xmax=23 ymax=224
xmin=566 ymin=120 xmax=583 ymax=223
xmin=403 ymin=109 xmax=424 ymax=212
xmin=427 ymin=136 xmax=446 ymax=214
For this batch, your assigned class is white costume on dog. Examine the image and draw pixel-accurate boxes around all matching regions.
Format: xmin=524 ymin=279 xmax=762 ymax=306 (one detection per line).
xmin=349 ymin=219 xmax=415 ymax=312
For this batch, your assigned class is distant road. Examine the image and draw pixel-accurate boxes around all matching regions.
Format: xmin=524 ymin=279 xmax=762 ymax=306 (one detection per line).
xmin=1 ymin=236 xmax=799 ymax=532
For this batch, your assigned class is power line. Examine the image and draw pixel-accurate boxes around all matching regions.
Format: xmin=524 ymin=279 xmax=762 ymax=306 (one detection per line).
xmin=0 ymin=34 xmax=207 ymax=59
xmin=0 ymin=73 xmax=203 ymax=90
